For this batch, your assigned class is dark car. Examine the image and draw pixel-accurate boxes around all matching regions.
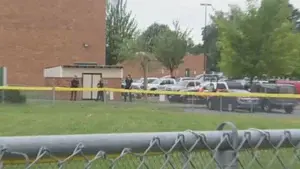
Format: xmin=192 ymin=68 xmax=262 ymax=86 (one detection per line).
xmin=213 ymin=89 xmax=259 ymax=112
xmin=205 ymin=89 xmax=259 ymax=112
xmin=183 ymin=81 xmax=245 ymax=105
xmin=250 ymin=83 xmax=298 ymax=113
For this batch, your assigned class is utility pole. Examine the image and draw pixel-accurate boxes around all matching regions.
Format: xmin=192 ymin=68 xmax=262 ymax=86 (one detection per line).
xmin=200 ymin=3 xmax=212 ymax=74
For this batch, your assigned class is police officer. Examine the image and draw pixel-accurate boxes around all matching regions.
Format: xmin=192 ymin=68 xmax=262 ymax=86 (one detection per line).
xmin=124 ymin=74 xmax=133 ymax=102
xmin=70 ymin=75 xmax=79 ymax=101
xmin=96 ymin=77 xmax=104 ymax=101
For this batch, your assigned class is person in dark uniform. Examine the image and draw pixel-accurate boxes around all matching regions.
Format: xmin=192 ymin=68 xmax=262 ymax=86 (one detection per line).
xmin=124 ymin=74 xmax=133 ymax=102
xmin=70 ymin=76 xmax=79 ymax=101
xmin=96 ymin=78 xmax=104 ymax=101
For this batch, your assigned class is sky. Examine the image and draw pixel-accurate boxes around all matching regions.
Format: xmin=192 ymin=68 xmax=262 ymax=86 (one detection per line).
xmin=125 ymin=0 xmax=300 ymax=43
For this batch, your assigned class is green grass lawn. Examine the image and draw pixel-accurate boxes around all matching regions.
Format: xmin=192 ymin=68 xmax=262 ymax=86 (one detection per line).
xmin=1 ymin=102 xmax=300 ymax=169
xmin=0 ymin=101 xmax=299 ymax=136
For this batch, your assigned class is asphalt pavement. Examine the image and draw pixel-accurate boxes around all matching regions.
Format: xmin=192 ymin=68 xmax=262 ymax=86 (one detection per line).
xmin=141 ymin=97 xmax=300 ymax=118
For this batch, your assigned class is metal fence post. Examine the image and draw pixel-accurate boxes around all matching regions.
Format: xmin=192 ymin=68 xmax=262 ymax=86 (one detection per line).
xmin=104 ymin=89 xmax=107 ymax=103
xmin=52 ymin=87 xmax=55 ymax=105
xmin=215 ymin=122 xmax=239 ymax=169
xmin=215 ymin=150 xmax=238 ymax=169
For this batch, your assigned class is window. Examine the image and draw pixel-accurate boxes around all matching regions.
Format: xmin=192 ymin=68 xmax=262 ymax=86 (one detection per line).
xmin=264 ymin=87 xmax=277 ymax=93
xmin=227 ymin=82 xmax=244 ymax=90
xmin=203 ymin=84 xmax=213 ymax=90
xmin=216 ymin=83 xmax=226 ymax=90
xmin=148 ymin=79 xmax=156 ymax=83
xmin=177 ymin=81 xmax=188 ymax=86
xmin=187 ymin=82 xmax=195 ymax=87
xmin=161 ymin=80 xmax=168 ymax=85
xmin=152 ymin=79 xmax=161 ymax=84
xmin=195 ymin=82 xmax=201 ymax=86
xmin=170 ymin=80 xmax=175 ymax=84
xmin=279 ymin=86 xmax=295 ymax=94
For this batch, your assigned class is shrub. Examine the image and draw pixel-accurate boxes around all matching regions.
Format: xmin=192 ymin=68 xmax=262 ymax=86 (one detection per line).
xmin=0 ymin=90 xmax=26 ymax=104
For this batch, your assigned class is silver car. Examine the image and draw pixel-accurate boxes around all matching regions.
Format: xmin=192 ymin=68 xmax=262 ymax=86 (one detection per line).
xmin=166 ymin=80 xmax=201 ymax=91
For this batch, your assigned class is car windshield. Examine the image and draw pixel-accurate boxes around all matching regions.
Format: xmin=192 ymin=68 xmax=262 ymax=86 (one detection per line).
xmin=176 ymin=81 xmax=189 ymax=86
xmin=202 ymin=75 xmax=218 ymax=82
xmin=227 ymin=82 xmax=244 ymax=90
xmin=136 ymin=78 xmax=157 ymax=83
xmin=148 ymin=79 xmax=157 ymax=83
xmin=200 ymin=82 xmax=210 ymax=87
xmin=151 ymin=79 xmax=162 ymax=84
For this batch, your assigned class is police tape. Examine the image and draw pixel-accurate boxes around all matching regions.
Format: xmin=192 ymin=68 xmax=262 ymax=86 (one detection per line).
xmin=0 ymin=86 xmax=300 ymax=98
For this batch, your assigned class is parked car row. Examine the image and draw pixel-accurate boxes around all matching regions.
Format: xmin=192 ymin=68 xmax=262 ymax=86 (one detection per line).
xmin=169 ymin=82 xmax=297 ymax=114
xmin=120 ymin=74 xmax=299 ymax=114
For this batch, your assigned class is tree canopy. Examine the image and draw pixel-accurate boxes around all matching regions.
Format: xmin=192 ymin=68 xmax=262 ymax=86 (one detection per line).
xmin=215 ymin=0 xmax=300 ymax=80
xmin=152 ymin=22 xmax=190 ymax=77
xmin=106 ymin=0 xmax=137 ymax=65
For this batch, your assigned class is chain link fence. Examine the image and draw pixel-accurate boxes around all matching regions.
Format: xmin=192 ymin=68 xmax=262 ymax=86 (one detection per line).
xmin=1 ymin=122 xmax=300 ymax=169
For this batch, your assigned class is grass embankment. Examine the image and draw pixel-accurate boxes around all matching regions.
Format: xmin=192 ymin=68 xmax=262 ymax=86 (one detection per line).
xmin=1 ymin=102 xmax=299 ymax=169
xmin=0 ymin=102 xmax=298 ymax=136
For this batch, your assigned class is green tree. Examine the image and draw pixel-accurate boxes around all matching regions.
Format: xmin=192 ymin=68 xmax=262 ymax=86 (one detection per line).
xmin=106 ymin=0 xmax=137 ymax=65
xmin=202 ymin=24 xmax=219 ymax=72
xmin=216 ymin=0 xmax=300 ymax=82
xmin=186 ymin=38 xmax=204 ymax=55
xmin=139 ymin=23 xmax=170 ymax=53
xmin=201 ymin=12 xmax=228 ymax=72
xmin=119 ymin=33 xmax=157 ymax=91
xmin=153 ymin=22 xmax=190 ymax=77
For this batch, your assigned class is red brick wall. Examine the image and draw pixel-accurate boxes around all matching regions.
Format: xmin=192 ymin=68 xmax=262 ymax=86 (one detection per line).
xmin=121 ymin=55 xmax=205 ymax=78
xmin=0 ymin=0 xmax=106 ymax=86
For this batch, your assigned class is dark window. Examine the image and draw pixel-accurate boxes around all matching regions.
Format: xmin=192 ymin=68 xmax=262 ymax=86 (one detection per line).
xmin=187 ymin=82 xmax=195 ymax=87
xmin=216 ymin=83 xmax=226 ymax=89
xmin=279 ymin=86 xmax=295 ymax=94
xmin=227 ymin=82 xmax=244 ymax=90
xmin=264 ymin=87 xmax=277 ymax=93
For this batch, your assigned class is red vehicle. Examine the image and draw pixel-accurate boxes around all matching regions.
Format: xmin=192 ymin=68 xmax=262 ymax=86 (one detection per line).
xmin=276 ymin=80 xmax=300 ymax=94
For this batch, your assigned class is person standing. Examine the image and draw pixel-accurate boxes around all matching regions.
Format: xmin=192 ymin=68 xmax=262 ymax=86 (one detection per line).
xmin=96 ymin=77 xmax=104 ymax=101
xmin=70 ymin=76 xmax=79 ymax=101
xmin=124 ymin=74 xmax=133 ymax=102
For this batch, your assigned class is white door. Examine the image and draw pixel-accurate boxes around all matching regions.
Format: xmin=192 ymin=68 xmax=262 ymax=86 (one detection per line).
xmin=92 ymin=75 xmax=101 ymax=99
xmin=82 ymin=74 xmax=92 ymax=99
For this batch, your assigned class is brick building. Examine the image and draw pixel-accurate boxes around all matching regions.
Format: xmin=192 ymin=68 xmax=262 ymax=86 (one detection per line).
xmin=0 ymin=0 xmax=106 ymax=86
xmin=122 ymin=55 xmax=205 ymax=78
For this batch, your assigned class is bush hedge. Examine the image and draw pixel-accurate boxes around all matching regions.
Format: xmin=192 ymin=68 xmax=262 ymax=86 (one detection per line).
xmin=0 ymin=90 xmax=26 ymax=103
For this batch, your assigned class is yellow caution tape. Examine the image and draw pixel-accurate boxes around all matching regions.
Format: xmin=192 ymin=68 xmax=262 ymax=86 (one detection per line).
xmin=0 ymin=86 xmax=299 ymax=98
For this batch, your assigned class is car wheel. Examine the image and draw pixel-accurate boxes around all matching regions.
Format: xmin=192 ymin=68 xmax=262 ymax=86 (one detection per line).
xmin=207 ymin=100 xmax=213 ymax=110
xmin=262 ymin=102 xmax=272 ymax=113
xmin=284 ymin=106 xmax=294 ymax=114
